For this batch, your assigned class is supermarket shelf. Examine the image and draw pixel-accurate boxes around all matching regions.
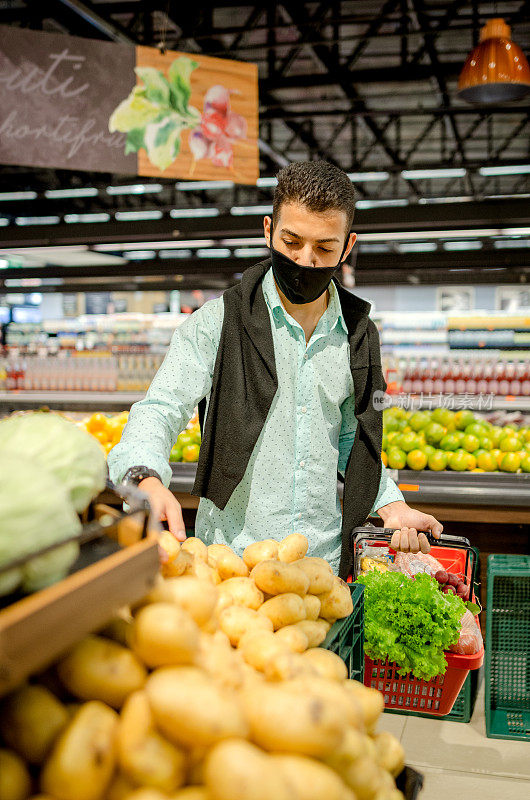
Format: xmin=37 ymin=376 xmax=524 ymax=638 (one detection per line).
xmin=0 ymin=391 xmax=143 ymax=412
xmin=388 ymin=394 xmax=530 ymax=412
xmin=169 ymin=463 xmax=530 ymax=508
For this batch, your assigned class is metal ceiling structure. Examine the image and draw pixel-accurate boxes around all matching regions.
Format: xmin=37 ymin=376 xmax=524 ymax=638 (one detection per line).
xmin=0 ymin=0 xmax=529 ymax=289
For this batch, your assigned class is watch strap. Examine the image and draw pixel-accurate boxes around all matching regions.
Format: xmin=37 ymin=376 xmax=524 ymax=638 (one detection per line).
xmin=122 ymin=466 xmax=162 ymax=486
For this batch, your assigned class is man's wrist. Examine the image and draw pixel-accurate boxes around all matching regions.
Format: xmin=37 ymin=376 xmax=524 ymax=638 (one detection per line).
xmin=377 ymin=499 xmax=407 ymax=523
xmin=123 ymin=466 xmax=162 ymax=486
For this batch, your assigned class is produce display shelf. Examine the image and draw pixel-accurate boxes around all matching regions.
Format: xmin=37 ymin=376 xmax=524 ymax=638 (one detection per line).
xmin=321 ymin=582 xmax=364 ymax=682
xmin=389 ymin=394 xmax=530 ymax=412
xmin=0 ymin=391 xmax=143 ymax=412
xmin=485 ymin=554 xmax=530 ymax=741
xmin=0 ymin=486 xmax=159 ymax=697
xmin=168 ymin=463 xmax=530 ymax=510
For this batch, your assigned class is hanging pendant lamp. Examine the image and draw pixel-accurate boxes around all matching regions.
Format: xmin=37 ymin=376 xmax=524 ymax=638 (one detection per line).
xmin=458 ymin=18 xmax=530 ymax=103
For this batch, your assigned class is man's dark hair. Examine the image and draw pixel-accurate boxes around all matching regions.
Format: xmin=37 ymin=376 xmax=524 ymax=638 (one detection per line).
xmin=272 ymin=160 xmax=355 ymax=231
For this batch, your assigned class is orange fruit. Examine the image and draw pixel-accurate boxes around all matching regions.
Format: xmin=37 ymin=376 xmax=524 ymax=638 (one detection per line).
xmin=500 ymin=452 xmax=521 ymax=473
xmin=499 ymin=436 xmax=520 ymax=453
xmin=462 ymin=434 xmax=480 ymax=453
xmin=454 ymin=410 xmax=476 ymax=430
xmin=428 ymin=450 xmax=448 ymax=471
xmin=409 ymin=411 xmax=430 ymax=432
xmin=381 ymin=451 xmax=388 ymax=467
xmin=398 ymin=432 xmax=421 ymax=453
xmin=424 ymin=422 xmax=446 ymax=445
xmin=477 ymin=452 xmax=497 ymax=472
xmin=521 ymin=454 xmax=530 ymax=473
xmin=406 ymin=449 xmax=428 ymax=471
xmin=440 ymin=433 xmax=460 ymax=451
xmin=465 ymin=453 xmax=477 ymax=470
xmin=86 ymin=412 xmax=109 ymax=435
xmin=182 ymin=444 xmax=200 ymax=462
xmin=448 ymin=451 xmax=469 ymax=471
xmin=387 ymin=448 xmax=407 ymax=470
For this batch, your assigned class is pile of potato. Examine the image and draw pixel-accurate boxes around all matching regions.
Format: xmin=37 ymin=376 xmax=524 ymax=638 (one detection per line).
xmin=0 ymin=533 xmax=406 ymax=800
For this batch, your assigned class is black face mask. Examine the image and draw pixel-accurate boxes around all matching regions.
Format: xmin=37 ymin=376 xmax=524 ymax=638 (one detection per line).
xmin=269 ymin=225 xmax=350 ymax=305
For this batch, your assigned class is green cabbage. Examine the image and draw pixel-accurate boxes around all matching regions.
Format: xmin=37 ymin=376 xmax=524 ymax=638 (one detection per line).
xmin=0 ymin=412 xmax=107 ymax=512
xmin=0 ymin=453 xmax=81 ymax=596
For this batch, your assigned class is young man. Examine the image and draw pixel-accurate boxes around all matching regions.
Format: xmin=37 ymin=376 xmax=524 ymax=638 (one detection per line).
xmin=108 ymin=161 xmax=442 ymax=576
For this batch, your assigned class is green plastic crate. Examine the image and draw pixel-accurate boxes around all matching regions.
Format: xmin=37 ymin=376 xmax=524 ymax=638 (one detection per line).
xmin=486 ymin=554 xmax=530 ymax=741
xmin=322 ymin=583 xmax=364 ymax=682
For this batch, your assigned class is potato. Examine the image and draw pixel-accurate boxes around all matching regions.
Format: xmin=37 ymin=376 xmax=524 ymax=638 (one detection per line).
xmin=344 ymin=681 xmax=384 ymax=732
xmin=130 ymin=603 xmax=199 ymax=668
xmin=0 ymin=685 xmax=69 ymax=764
xmin=258 ymin=593 xmax=306 ymax=630
xmin=302 ymin=594 xmax=321 ymax=620
xmin=238 ymin=630 xmax=289 ymax=672
xmin=242 ymin=539 xmax=279 ymax=570
xmin=217 ymin=577 xmax=263 ymax=610
xmin=215 ymin=551 xmax=249 ymax=580
xmin=118 ymin=692 xmax=186 ymax=793
xmin=325 ymin=726 xmax=368 ymax=772
xmin=194 ymin=633 xmax=246 ymax=692
xmin=219 ymin=606 xmax=273 ymax=646
xmin=181 ymin=537 xmax=208 ymax=562
xmin=158 ymin=531 xmax=181 ymax=561
xmin=185 ymin=744 xmax=209 ymax=785
xmin=146 ymin=667 xmax=248 ymax=748
xmin=337 ymin=756 xmax=385 ymax=800
xmin=373 ymin=732 xmax=405 ymax=777
xmin=283 ymin=676 xmax=363 ymax=730
xmin=122 ymin=791 xmax=168 ymax=800
xmin=0 ymin=749 xmax=31 ymax=800
xmin=318 ymin=618 xmax=332 ymax=632
xmin=301 ymin=648 xmax=348 ymax=681
xmin=278 ymin=533 xmax=308 ymax=563
xmin=293 ymin=619 xmax=328 ymax=648
xmin=173 ymin=789 xmax=211 ymax=800
xmin=100 ymin=612 xmax=134 ymax=647
xmin=263 ymin=652 xmax=316 ymax=682
xmin=206 ymin=544 xmax=231 ymax=568
xmin=242 ymin=682 xmax=346 ymax=758
xmin=57 ymin=635 xmax=147 ymax=709
xmin=294 ymin=558 xmax=334 ymax=595
xmin=274 ymin=625 xmax=309 ymax=653
xmin=41 ymin=701 xmax=118 ymax=800
xmin=191 ymin=560 xmax=221 ymax=585
xmin=105 ymin=774 xmax=136 ymax=800
xmin=145 ymin=576 xmax=217 ymax=627
xmin=204 ymin=739 xmax=291 ymax=800
xmin=251 ymin=560 xmax=309 ymax=597
xmin=272 ymin=754 xmax=354 ymax=800
xmin=318 ymin=577 xmax=354 ymax=621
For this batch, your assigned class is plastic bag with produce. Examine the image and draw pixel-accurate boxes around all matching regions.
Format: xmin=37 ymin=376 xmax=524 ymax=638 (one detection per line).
xmin=448 ymin=609 xmax=483 ymax=655
xmin=392 ymin=551 xmax=444 ymax=578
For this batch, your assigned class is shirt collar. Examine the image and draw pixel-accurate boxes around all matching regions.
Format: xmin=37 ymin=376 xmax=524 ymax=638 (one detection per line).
xmin=262 ymin=267 xmax=348 ymax=333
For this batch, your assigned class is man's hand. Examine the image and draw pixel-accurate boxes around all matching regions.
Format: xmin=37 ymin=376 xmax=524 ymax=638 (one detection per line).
xmin=138 ymin=476 xmax=187 ymax=542
xmin=376 ymin=500 xmax=443 ymax=554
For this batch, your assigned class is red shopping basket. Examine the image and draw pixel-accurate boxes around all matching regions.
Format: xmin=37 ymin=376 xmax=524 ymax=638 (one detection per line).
xmin=352 ymin=527 xmax=484 ymax=717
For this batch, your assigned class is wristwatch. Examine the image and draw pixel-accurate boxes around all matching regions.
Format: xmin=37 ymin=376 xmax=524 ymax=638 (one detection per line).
xmin=122 ymin=466 xmax=162 ymax=486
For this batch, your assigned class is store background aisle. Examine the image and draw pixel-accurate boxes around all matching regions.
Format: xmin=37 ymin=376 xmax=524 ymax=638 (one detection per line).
xmin=377 ymin=676 xmax=530 ymax=799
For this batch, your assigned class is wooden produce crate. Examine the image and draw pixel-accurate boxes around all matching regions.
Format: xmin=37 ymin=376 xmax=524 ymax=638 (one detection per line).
xmin=0 ymin=482 xmax=159 ymax=696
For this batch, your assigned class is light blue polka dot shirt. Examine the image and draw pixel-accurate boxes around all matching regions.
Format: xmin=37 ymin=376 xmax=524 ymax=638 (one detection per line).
xmin=108 ymin=267 xmax=403 ymax=573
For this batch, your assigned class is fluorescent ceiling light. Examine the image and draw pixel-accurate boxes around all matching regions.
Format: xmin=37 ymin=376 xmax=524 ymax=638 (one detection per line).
xmin=176 ymin=180 xmax=234 ymax=190
xmin=64 ymin=213 xmax=110 ymax=223
xmin=127 ymin=250 xmax=157 ymax=260
xmin=159 ymin=249 xmax=192 ymax=259
xmin=170 ymin=208 xmax=220 ymax=218
xmin=256 ymin=177 xmax=278 ymax=187
xmin=358 ymin=243 xmax=390 ymax=253
xmin=484 ymin=193 xmax=530 ymax=200
xmin=397 ymin=242 xmax=438 ymax=253
xmin=448 ymin=268 xmax=473 ymax=272
xmin=443 ymin=240 xmax=483 ymax=251
xmin=480 ymin=164 xmax=530 ymax=176
xmin=500 ymin=227 xmax=530 ymax=236
xmin=234 ymin=247 xmax=270 ymax=258
xmin=0 ymin=259 xmax=8 ymax=268
xmin=402 ymin=168 xmax=466 ymax=180
xmin=94 ymin=239 xmax=215 ymax=251
xmin=107 ymin=183 xmax=163 ymax=195
xmin=0 ymin=218 xmax=9 ymax=226
xmin=494 ymin=239 xmax=530 ymax=249
xmin=221 ymin=237 xmax=265 ymax=246
xmin=115 ymin=210 xmax=163 ymax=221
xmin=15 ymin=216 xmax=60 ymax=225
xmin=0 ymin=191 xmax=37 ymax=201
xmin=358 ymin=227 xmax=502 ymax=242
xmin=418 ymin=196 xmax=472 ymax=204
xmin=230 ymin=205 xmax=273 ymax=215
xmin=197 ymin=248 xmax=231 ymax=258
xmin=356 ymin=199 xmax=408 ymax=209
xmin=347 ymin=172 xmax=389 ymax=181
xmin=45 ymin=188 xmax=98 ymax=198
